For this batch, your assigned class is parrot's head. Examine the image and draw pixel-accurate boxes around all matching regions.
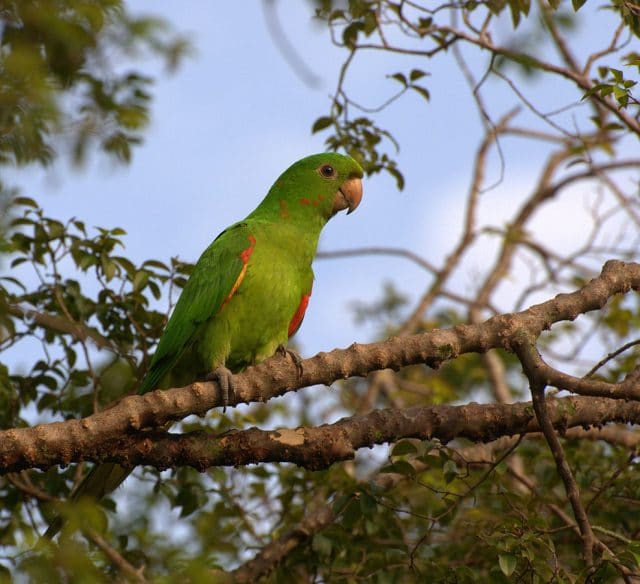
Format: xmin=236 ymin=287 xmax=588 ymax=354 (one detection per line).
xmin=261 ymin=152 xmax=364 ymax=223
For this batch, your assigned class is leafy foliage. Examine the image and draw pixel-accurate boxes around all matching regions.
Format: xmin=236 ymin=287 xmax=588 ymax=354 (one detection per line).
xmin=3 ymin=197 xmax=192 ymax=421
xmin=584 ymin=61 xmax=640 ymax=108
xmin=0 ymin=0 xmax=188 ymax=170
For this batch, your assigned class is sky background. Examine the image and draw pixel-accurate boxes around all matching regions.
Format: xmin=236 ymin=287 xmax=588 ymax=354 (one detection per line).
xmin=4 ymin=1 xmax=637 ymax=377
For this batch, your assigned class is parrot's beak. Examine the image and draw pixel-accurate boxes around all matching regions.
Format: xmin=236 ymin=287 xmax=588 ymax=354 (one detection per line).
xmin=333 ymin=177 xmax=363 ymax=215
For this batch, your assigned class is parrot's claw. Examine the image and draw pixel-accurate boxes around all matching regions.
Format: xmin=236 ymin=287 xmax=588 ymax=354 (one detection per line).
xmin=277 ymin=345 xmax=304 ymax=379
xmin=207 ymin=366 xmax=235 ymax=412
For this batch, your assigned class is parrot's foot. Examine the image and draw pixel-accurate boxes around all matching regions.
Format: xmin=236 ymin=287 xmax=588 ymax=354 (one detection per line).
xmin=207 ymin=366 xmax=235 ymax=412
xmin=277 ymin=345 xmax=304 ymax=379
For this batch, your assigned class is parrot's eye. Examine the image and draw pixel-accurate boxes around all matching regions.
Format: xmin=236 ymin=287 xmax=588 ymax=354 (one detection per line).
xmin=318 ymin=164 xmax=337 ymax=179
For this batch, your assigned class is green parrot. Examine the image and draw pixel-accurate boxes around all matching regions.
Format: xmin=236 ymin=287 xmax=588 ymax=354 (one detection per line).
xmin=45 ymin=152 xmax=364 ymax=538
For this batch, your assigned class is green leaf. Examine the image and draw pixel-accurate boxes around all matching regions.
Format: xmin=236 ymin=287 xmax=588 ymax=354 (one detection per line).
xmin=390 ymin=72 xmax=407 ymax=86
xmin=46 ymin=220 xmax=65 ymax=240
xmin=10 ymin=257 xmax=28 ymax=268
xmin=362 ymin=10 xmax=377 ymax=35
xmin=312 ymin=533 xmax=333 ymax=557
xmin=582 ymin=83 xmax=610 ymax=100
xmin=37 ymin=392 xmax=58 ymax=413
xmin=409 ymin=68 xmax=427 ymax=82
xmin=72 ymin=219 xmax=86 ymax=233
xmin=331 ymin=494 xmax=352 ymax=515
xmin=508 ymin=0 xmax=524 ymax=28
xmin=12 ymin=197 xmax=38 ymax=209
xmin=340 ymin=498 xmax=362 ymax=528
xmin=505 ymin=51 xmax=539 ymax=69
xmin=499 ymin=553 xmax=517 ymax=576
xmin=101 ymin=257 xmax=118 ymax=281
xmin=411 ymin=85 xmax=430 ymax=102
xmin=0 ymin=275 xmax=26 ymax=291
xmin=78 ymin=254 xmax=96 ymax=271
xmin=133 ymin=270 xmax=150 ymax=292
xmin=35 ymin=375 xmax=58 ymax=391
xmin=613 ymin=85 xmax=628 ymax=99
xmin=609 ymin=68 xmax=624 ymax=83
xmin=342 ymin=22 xmax=362 ymax=47
xmin=443 ymin=459 xmax=458 ymax=483
xmin=387 ymin=165 xmax=405 ymax=190
xmin=142 ymin=259 xmax=170 ymax=271
xmin=629 ymin=541 xmax=640 ymax=567
xmin=391 ymin=440 xmax=418 ymax=456
xmin=312 ymin=117 xmax=333 ymax=133
xmin=571 ymin=0 xmax=587 ymax=10
xmin=148 ymin=280 xmax=162 ymax=300
xmin=359 ymin=491 xmax=377 ymax=518
xmin=176 ymin=483 xmax=205 ymax=518
xmin=10 ymin=217 xmax=35 ymax=228
xmin=114 ymin=255 xmax=136 ymax=275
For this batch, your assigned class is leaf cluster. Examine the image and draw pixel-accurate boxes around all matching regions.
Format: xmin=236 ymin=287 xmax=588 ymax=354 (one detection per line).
xmin=0 ymin=0 xmax=189 ymax=168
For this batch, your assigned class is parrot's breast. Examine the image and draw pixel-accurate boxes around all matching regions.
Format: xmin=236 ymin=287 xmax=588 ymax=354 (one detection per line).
xmin=196 ymin=222 xmax=316 ymax=373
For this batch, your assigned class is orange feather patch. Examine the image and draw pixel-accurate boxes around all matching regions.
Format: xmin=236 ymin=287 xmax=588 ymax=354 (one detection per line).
xmin=219 ymin=234 xmax=256 ymax=312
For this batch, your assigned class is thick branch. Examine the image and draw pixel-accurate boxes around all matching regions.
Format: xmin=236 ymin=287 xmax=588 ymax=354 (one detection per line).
xmin=2 ymin=395 xmax=640 ymax=473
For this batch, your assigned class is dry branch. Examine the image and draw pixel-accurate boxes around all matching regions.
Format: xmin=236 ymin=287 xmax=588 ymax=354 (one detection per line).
xmin=9 ymin=394 xmax=640 ymax=474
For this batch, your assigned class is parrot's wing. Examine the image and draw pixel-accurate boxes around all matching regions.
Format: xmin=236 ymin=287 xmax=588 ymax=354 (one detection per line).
xmin=138 ymin=222 xmax=255 ymax=394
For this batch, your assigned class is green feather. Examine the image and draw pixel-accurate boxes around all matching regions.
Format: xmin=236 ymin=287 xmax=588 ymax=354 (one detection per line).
xmin=44 ymin=152 xmax=363 ymax=538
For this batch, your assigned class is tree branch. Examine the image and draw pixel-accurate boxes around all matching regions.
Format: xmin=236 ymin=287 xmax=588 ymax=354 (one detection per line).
xmin=515 ymin=337 xmax=597 ymax=567
xmin=1 ymin=260 xmax=639 ymax=472
xmin=82 ymin=528 xmax=148 ymax=583
xmin=226 ymin=495 xmax=335 ymax=583
xmin=0 ymin=261 xmax=640 ymax=472
xmin=7 ymin=303 xmax=117 ymax=352
xmin=2 ymin=395 xmax=640 ymax=474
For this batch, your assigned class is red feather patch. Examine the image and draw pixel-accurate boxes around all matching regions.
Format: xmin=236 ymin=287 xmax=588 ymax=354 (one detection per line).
xmin=240 ymin=234 xmax=256 ymax=263
xmin=288 ymin=287 xmax=312 ymax=337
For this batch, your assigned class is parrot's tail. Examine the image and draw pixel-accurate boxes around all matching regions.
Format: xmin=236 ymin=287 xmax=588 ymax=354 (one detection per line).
xmin=44 ymin=462 xmax=131 ymax=539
